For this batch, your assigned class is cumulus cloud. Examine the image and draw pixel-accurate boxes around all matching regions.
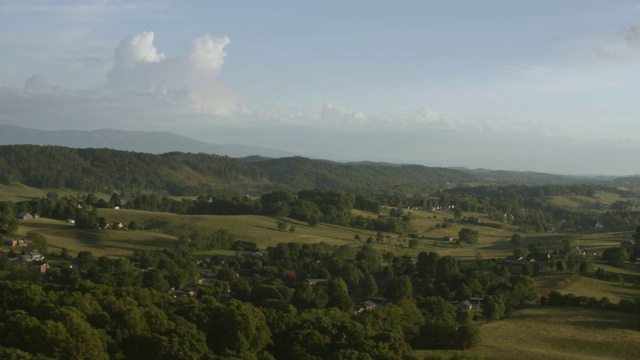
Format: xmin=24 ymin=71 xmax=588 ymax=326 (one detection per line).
xmin=107 ymin=31 xmax=238 ymax=116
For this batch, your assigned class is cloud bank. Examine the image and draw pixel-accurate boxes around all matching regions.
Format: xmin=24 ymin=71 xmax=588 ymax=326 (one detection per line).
xmin=108 ymin=31 xmax=238 ymax=116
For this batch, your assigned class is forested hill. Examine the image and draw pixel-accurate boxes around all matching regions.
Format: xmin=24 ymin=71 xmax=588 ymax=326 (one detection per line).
xmin=458 ymin=168 xmax=610 ymax=186
xmin=250 ymin=157 xmax=481 ymax=192
xmin=0 ymin=145 xmax=483 ymax=195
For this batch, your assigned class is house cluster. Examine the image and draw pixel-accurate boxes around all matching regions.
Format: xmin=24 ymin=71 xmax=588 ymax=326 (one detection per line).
xmin=427 ymin=205 xmax=456 ymax=211
xmin=503 ymin=252 xmax=551 ymax=265
xmin=3 ymin=237 xmax=31 ymax=247
xmin=98 ymin=221 xmax=124 ymax=230
xmin=3 ymin=250 xmax=49 ymax=274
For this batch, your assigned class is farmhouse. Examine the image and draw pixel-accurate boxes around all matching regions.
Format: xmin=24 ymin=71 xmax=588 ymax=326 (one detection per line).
xmin=17 ymin=212 xmax=33 ymax=220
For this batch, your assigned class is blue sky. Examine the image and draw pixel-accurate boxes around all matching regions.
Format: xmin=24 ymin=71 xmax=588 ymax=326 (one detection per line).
xmin=1 ymin=0 xmax=640 ymax=175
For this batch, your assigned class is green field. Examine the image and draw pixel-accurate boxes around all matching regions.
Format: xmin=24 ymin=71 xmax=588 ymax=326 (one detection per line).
xmin=415 ymin=306 xmax=640 ymax=360
xmin=474 ymin=306 xmax=640 ymax=360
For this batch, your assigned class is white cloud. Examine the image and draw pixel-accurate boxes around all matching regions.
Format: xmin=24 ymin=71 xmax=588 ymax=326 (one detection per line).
xmin=112 ymin=32 xmax=165 ymax=68
xmin=107 ymin=31 xmax=238 ymax=116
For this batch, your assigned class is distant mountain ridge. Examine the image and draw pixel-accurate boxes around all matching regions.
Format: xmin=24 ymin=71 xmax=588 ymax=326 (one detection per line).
xmin=0 ymin=124 xmax=296 ymax=158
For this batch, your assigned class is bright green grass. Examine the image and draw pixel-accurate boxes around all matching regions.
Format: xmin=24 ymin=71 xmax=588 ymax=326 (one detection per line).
xmin=472 ymin=306 xmax=640 ymax=360
xmin=560 ymin=275 xmax=640 ymax=304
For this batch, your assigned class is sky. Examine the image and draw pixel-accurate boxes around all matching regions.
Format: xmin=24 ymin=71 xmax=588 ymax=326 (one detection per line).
xmin=1 ymin=0 xmax=640 ymax=175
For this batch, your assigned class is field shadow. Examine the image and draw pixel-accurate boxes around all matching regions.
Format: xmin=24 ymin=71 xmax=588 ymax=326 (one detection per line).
xmin=20 ymin=221 xmax=71 ymax=230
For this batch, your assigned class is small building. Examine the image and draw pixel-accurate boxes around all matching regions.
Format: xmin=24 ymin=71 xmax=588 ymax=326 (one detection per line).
xmin=455 ymin=300 xmax=474 ymax=311
xmin=3 ymin=238 xmax=18 ymax=247
xmin=32 ymin=263 xmax=49 ymax=274
xmin=443 ymin=236 xmax=455 ymax=242
xmin=594 ymin=221 xmax=604 ymax=230
xmin=456 ymin=298 xmax=483 ymax=311
xmin=362 ymin=300 xmax=378 ymax=311
xmin=17 ymin=212 xmax=33 ymax=220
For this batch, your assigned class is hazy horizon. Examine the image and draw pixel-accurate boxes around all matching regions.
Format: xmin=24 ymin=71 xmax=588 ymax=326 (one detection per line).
xmin=2 ymin=1 xmax=640 ymax=176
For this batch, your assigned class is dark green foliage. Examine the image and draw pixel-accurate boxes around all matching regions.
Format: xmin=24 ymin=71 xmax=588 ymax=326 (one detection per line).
xmin=602 ymin=247 xmax=628 ymax=266
xmin=458 ymin=228 xmax=479 ymax=244
xmin=385 ymin=276 xmax=413 ymax=303
xmin=326 ymin=278 xmax=354 ymax=311
xmin=0 ymin=201 xmax=19 ymax=234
